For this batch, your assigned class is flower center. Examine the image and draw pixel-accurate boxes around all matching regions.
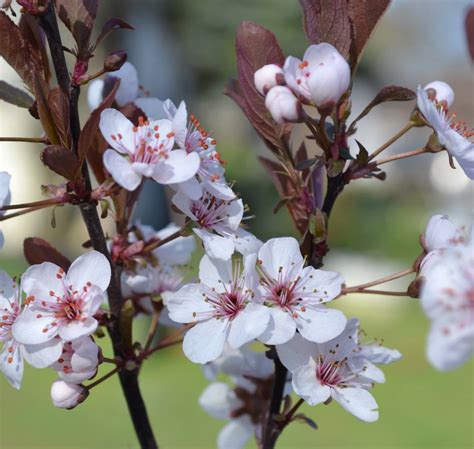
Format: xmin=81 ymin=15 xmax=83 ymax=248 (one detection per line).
xmin=190 ymin=194 xmax=230 ymax=229
xmin=315 ymin=357 xmax=344 ymax=386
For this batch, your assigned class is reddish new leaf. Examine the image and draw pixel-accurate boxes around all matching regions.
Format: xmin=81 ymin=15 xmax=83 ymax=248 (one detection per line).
xmin=48 ymin=87 xmax=71 ymax=149
xmin=94 ymin=17 xmax=134 ymax=49
xmin=299 ymin=0 xmax=351 ymax=58
xmin=41 ymin=145 xmax=81 ymax=180
xmin=24 ymin=237 xmax=71 ymax=270
xmin=348 ymin=0 xmax=391 ymax=66
xmin=33 ymin=75 xmax=60 ymax=144
xmin=0 ymin=11 xmax=41 ymax=89
xmin=465 ymin=7 xmax=474 ymax=61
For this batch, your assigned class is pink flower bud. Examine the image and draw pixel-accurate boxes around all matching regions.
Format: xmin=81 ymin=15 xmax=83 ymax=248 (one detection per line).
xmin=264 ymin=86 xmax=301 ymax=124
xmin=423 ymin=81 xmax=454 ymax=108
xmin=254 ymin=64 xmax=284 ymax=95
xmin=51 ymin=381 xmax=89 ymax=410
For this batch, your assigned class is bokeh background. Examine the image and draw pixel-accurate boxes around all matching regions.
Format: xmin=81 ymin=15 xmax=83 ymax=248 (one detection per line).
xmin=1 ymin=0 xmax=473 ymax=448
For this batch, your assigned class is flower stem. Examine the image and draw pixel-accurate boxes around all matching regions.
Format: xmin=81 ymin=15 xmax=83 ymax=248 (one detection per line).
xmin=139 ymin=324 xmax=192 ymax=361
xmin=285 ymin=398 xmax=305 ymax=424
xmin=143 ymin=312 xmax=161 ymax=353
xmin=141 ymin=228 xmax=186 ymax=254
xmin=343 ymin=289 xmax=409 ymax=297
xmin=0 ymin=198 xmax=61 ymax=211
xmin=376 ymin=147 xmax=427 ymax=166
xmin=342 ymin=267 xmax=415 ymax=294
xmin=87 ymin=367 xmax=120 ymax=390
xmin=0 ymin=136 xmax=46 ymax=143
xmin=368 ymin=123 xmax=414 ymax=161
xmin=0 ymin=204 xmax=53 ymax=221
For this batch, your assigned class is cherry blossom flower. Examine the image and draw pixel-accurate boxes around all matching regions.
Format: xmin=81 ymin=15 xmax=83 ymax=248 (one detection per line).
xmin=264 ymin=86 xmax=302 ymax=124
xmin=277 ymin=318 xmax=401 ymax=422
xmin=172 ymin=188 xmax=261 ymax=260
xmin=255 ymin=237 xmax=346 ymax=345
xmin=13 ymin=251 xmax=111 ymax=345
xmin=417 ymin=85 xmax=474 ymax=179
xmin=0 ymin=271 xmax=62 ymax=389
xmin=100 ymin=109 xmax=200 ymax=191
xmin=88 ymin=61 xmax=141 ymax=110
xmin=420 ymin=241 xmax=474 ymax=371
xmin=421 ymin=214 xmax=469 ymax=273
xmin=50 ymin=380 xmax=89 ymax=409
xmin=284 ymin=43 xmax=350 ymax=109
xmin=254 ymin=64 xmax=285 ymax=95
xmin=199 ymin=347 xmax=284 ymax=449
xmin=167 ymin=254 xmax=270 ymax=363
xmin=52 ymin=337 xmax=100 ymax=384
xmin=0 ymin=171 xmax=11 ymax=249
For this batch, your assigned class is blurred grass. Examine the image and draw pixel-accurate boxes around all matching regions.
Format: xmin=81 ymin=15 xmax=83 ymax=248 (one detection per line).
xmin=1 ymin=260 xmax=473 ymax=449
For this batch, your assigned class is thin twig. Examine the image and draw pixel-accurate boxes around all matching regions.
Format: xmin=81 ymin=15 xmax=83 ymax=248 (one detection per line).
xmin=376 ymin=147 xmax=427 ymax=166
xmin=368 ymin=123 xmax=414 ymax=161
xmin=144 ymin=312 xmax=161 ymax=353
xmin=87 ymin=367 xmax=120 ymax=390
xmin=141 ymin=228 xmax=186 ymax=254
xmin=0 ymin=136 xmax=47 ymax=143
xmin=342 ymin=267 xmax=415 ymax=294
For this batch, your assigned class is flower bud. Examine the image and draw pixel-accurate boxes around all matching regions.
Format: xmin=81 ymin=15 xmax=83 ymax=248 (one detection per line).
xmin=51 ymin=381 xmax=89 ymax=410
xmin=104 ymin=50 xmax=128 ymax=73
xmin=254 ymin=64 xmax=284 ymax=95
xmin=304 ymin=43 xmax=350 ymax=109
xmin=423 ymin=81 xmax=454 ymax=108
xmin=1 ymin=0 xmax=12 ymax=9
xmin=264 ymin=86 xmax=302 ymax=124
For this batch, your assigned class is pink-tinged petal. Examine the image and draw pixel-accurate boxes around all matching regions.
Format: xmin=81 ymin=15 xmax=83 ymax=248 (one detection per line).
xmin=258 ymin=307 xmax=296 ymax=345
xmin=299 ymin=267 xmax=344 ymax=302
xmin=67 ymin=251 xmax=111 ymax=292
xmin=217 ymin=416 xmax=254 ymax=449
xmin=58 ymin=317 xmax=98 ymax=341
xmin=81 ymin=288 xmax=106 ymax=317
xmin=194 ymin=228 xmax=235 ymax=261
xmin=0 ymin=344 xmax=24 ymax=390
xmin=232 ymin=229 xmax=262 ymax=256
xmin=292 ymin=361 xmax=331 ymax=406
xmin=295 ymin=306 xmax=347 ymax=343
xmin=152 ymin=150 xmax=200 ymax=184
xmin=175 ymin=177 xmax=203 ymax=201
xmin=258 ymin=237 xmax=304 ymax=281
xmin=205 ymin=178 xmax=236 ymax=200
xmin=167 ymin=283 xmax=213 ymax=323
xmin=198 ymin=255 xmax=233 ymax=290
xmin=12 ymin=309 xmax=58 ymax=344
xmin=198 ymin=382 xmax=239 ymax=419
xmin=87 ymin=79 xmax=104 ymax=111
xmin=71 ymin=338 xmax=99 ymax=372
xmin=103 ymin=149 xmax=142 ymax=191
xmin=332 ymin=387 xmax=379 ymax=422
xmin=131 ymin=162 xmax=155 ymax=178
xmin=99 ymin=109 xmax=135 ymax=153
xmin=21 ymin=262 xmax=66 ymax=304
xmin=59 ymin=368 xmax=97 ymax=385
xmin=277 ymin=332 xmax=317 ymax=372
xmin=227 ymin=304 xmax=270 ymax=348
xmin=226 ymin=199 xmax=244 ymax=230
xmin=22 ymin=338 xmax=63 ymax=368
xmin=416 ymin=87 xmax=450 ymax=139
xmin=134 ymin=97 xmax=167 ymax=120
xmin=171 ymin=192 xmax=195 ymax=220
xmin=423 ymin=214 xmax=459 ymax=252
xmin=172 ymin=101 xmax=188 ymax=148
xmin=113 ymin=62 xmax=139 ymax=106
xmin=182 ymin=318 xmax=229 ymax=363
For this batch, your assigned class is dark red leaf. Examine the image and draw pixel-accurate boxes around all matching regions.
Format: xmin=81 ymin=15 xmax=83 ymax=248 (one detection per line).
xmin=24 ymin=237 xmax=71 ymax=270
xmin=48 ymin=87 xmax=71 ymax=148
xmin=41 ymin=145 xmax=81 ymax=180
xmin=299 ymin=0 xmax=351 ymax=58
xmin=348 ymin=0 xmax=391 ymax=67
xmin=94 ymin=17 xmax=134 ymax=49
xmin=465 ymin=7 xmax=474 ymax=61
xmin=33 ymin=75 xmax=60 ymax=144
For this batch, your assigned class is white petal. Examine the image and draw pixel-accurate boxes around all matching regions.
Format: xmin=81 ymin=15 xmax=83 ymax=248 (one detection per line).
xmin=58 ymin=317 xmax=98 ymax=341
xmin=258 ymin=307 xmax=297 ymax=345
xmin=227 ymin=304 xmax=270 ymax=348
xmin=0 ymin=270 xmax=17 ymax=304
xmin=155 ymin=224 xmax=196 ymax=266
xmin=423 ymin=214 xmax=459 ymax=251
xmin=226 ymin=199 xmax=244 ymax=230
xmin=258 ymin=237 xmax=303 ymax=280
xmin=277 ymin=332 xmax=317 ymax=372
xmin=194 ymin=228 xmax=235 ymax=261
xmin=205 ymin=178 xmax=236 ymax=200
xmin=21 ymin=262 xmax=66 ymax=304
xmin=167 ymin=283 xmax=213 ymax=323
xmin=152 ymin=150 xmax=200 ymax=184
xmin=0 ymin=344 xmax=24 ymax=390
xmin=67 ymin=251 xmax=111 ymax=292
xmin=113 ymin=61 xmax=139 ymax=106
xmin=182 ymin=318 xmax=229 ymax=363
xmin=22 ymin=338 xmax=63 ymax=368
xmin=99 ymin=109 xmax=136 ymax=153
xmin=296 ymin=306 xmax=347 ymax=343
xmin=332 ymin=387 xmax=379 ymax=422
xmin=198 ymin=254 xmax=232 ymax=289
xmin=171 ymin=191 xmax=195 ymax=220
xmin=358 ymin=344 xmax=402 ymax=365
xmin=217 ymin=416 xmax=254 ymax=449
xmin=87 ymin=79 xmax=104 ymax=111
xmin=174 ymin=177 xmax=203 ymax=200
xmin=103 ymin=149 xmax=142 ymax=191
xmin=198 ymin=382 xmax=239 ymax=419
xmin=12 ymin=309 xmax=58 ymax=344
xmin=232 ymin=229 xmax=262 ymax=256
xmin=172 ymin=101 xmax=188 ymax=148
xmin=298 ymin=266 xmax=344 ymax=302
xmin=134 ymin=97 xmax=167 ymax=120
xmin=71 ymin=338 xmax=99 ymax=372
xmin=292 ymin=362 xmax=330 ymax=406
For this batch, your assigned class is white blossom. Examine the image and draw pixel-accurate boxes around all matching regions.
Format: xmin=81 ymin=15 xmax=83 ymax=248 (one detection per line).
xmin=50 ymin=380 xmax=89 ymax=409
xmin=167 ymin=255 xmax=270 ymax=363
xmin=256 ymin=237 xmax=346 ymax=345
xmin=254 ymin=64 xmax=285 ymax=95
xmin=277 ymin=318 xmax=401 ymax=422
xmin=264 ymin=86 xmax=301 ymax=124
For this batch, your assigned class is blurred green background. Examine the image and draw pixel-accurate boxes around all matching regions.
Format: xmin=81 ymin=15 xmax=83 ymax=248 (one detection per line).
xmin=1 ymin=0 xmax=473 ymax=448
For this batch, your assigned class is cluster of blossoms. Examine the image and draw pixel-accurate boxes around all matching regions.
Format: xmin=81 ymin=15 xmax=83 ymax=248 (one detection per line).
xmin=0 ymin=251 xmax=110 ymax=408
xmin=254 ymin=43 xmax=350 ymax=123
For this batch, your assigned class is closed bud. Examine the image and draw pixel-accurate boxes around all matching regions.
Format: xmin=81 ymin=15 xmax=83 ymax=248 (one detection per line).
xmin=265 ymin=86 xmax=302 ymax=124
xmin=104 ymin=50 xmax=128 ymax=73
xmin=423 ymin=81 xmax=454 ymax=108
xmin=254 ymin=64 xmax=284 ymax=95
xmin=50 ymin=381 xmax=89 ymax=410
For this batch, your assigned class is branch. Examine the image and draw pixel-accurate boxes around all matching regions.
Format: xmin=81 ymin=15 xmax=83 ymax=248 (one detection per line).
xmin=341 ymin=267 xmax=415 ymax=294
xmin=368 ymin=122 xmax=414 ymax=161
xmin=376 ymin=147 xmax=427 ymax=166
